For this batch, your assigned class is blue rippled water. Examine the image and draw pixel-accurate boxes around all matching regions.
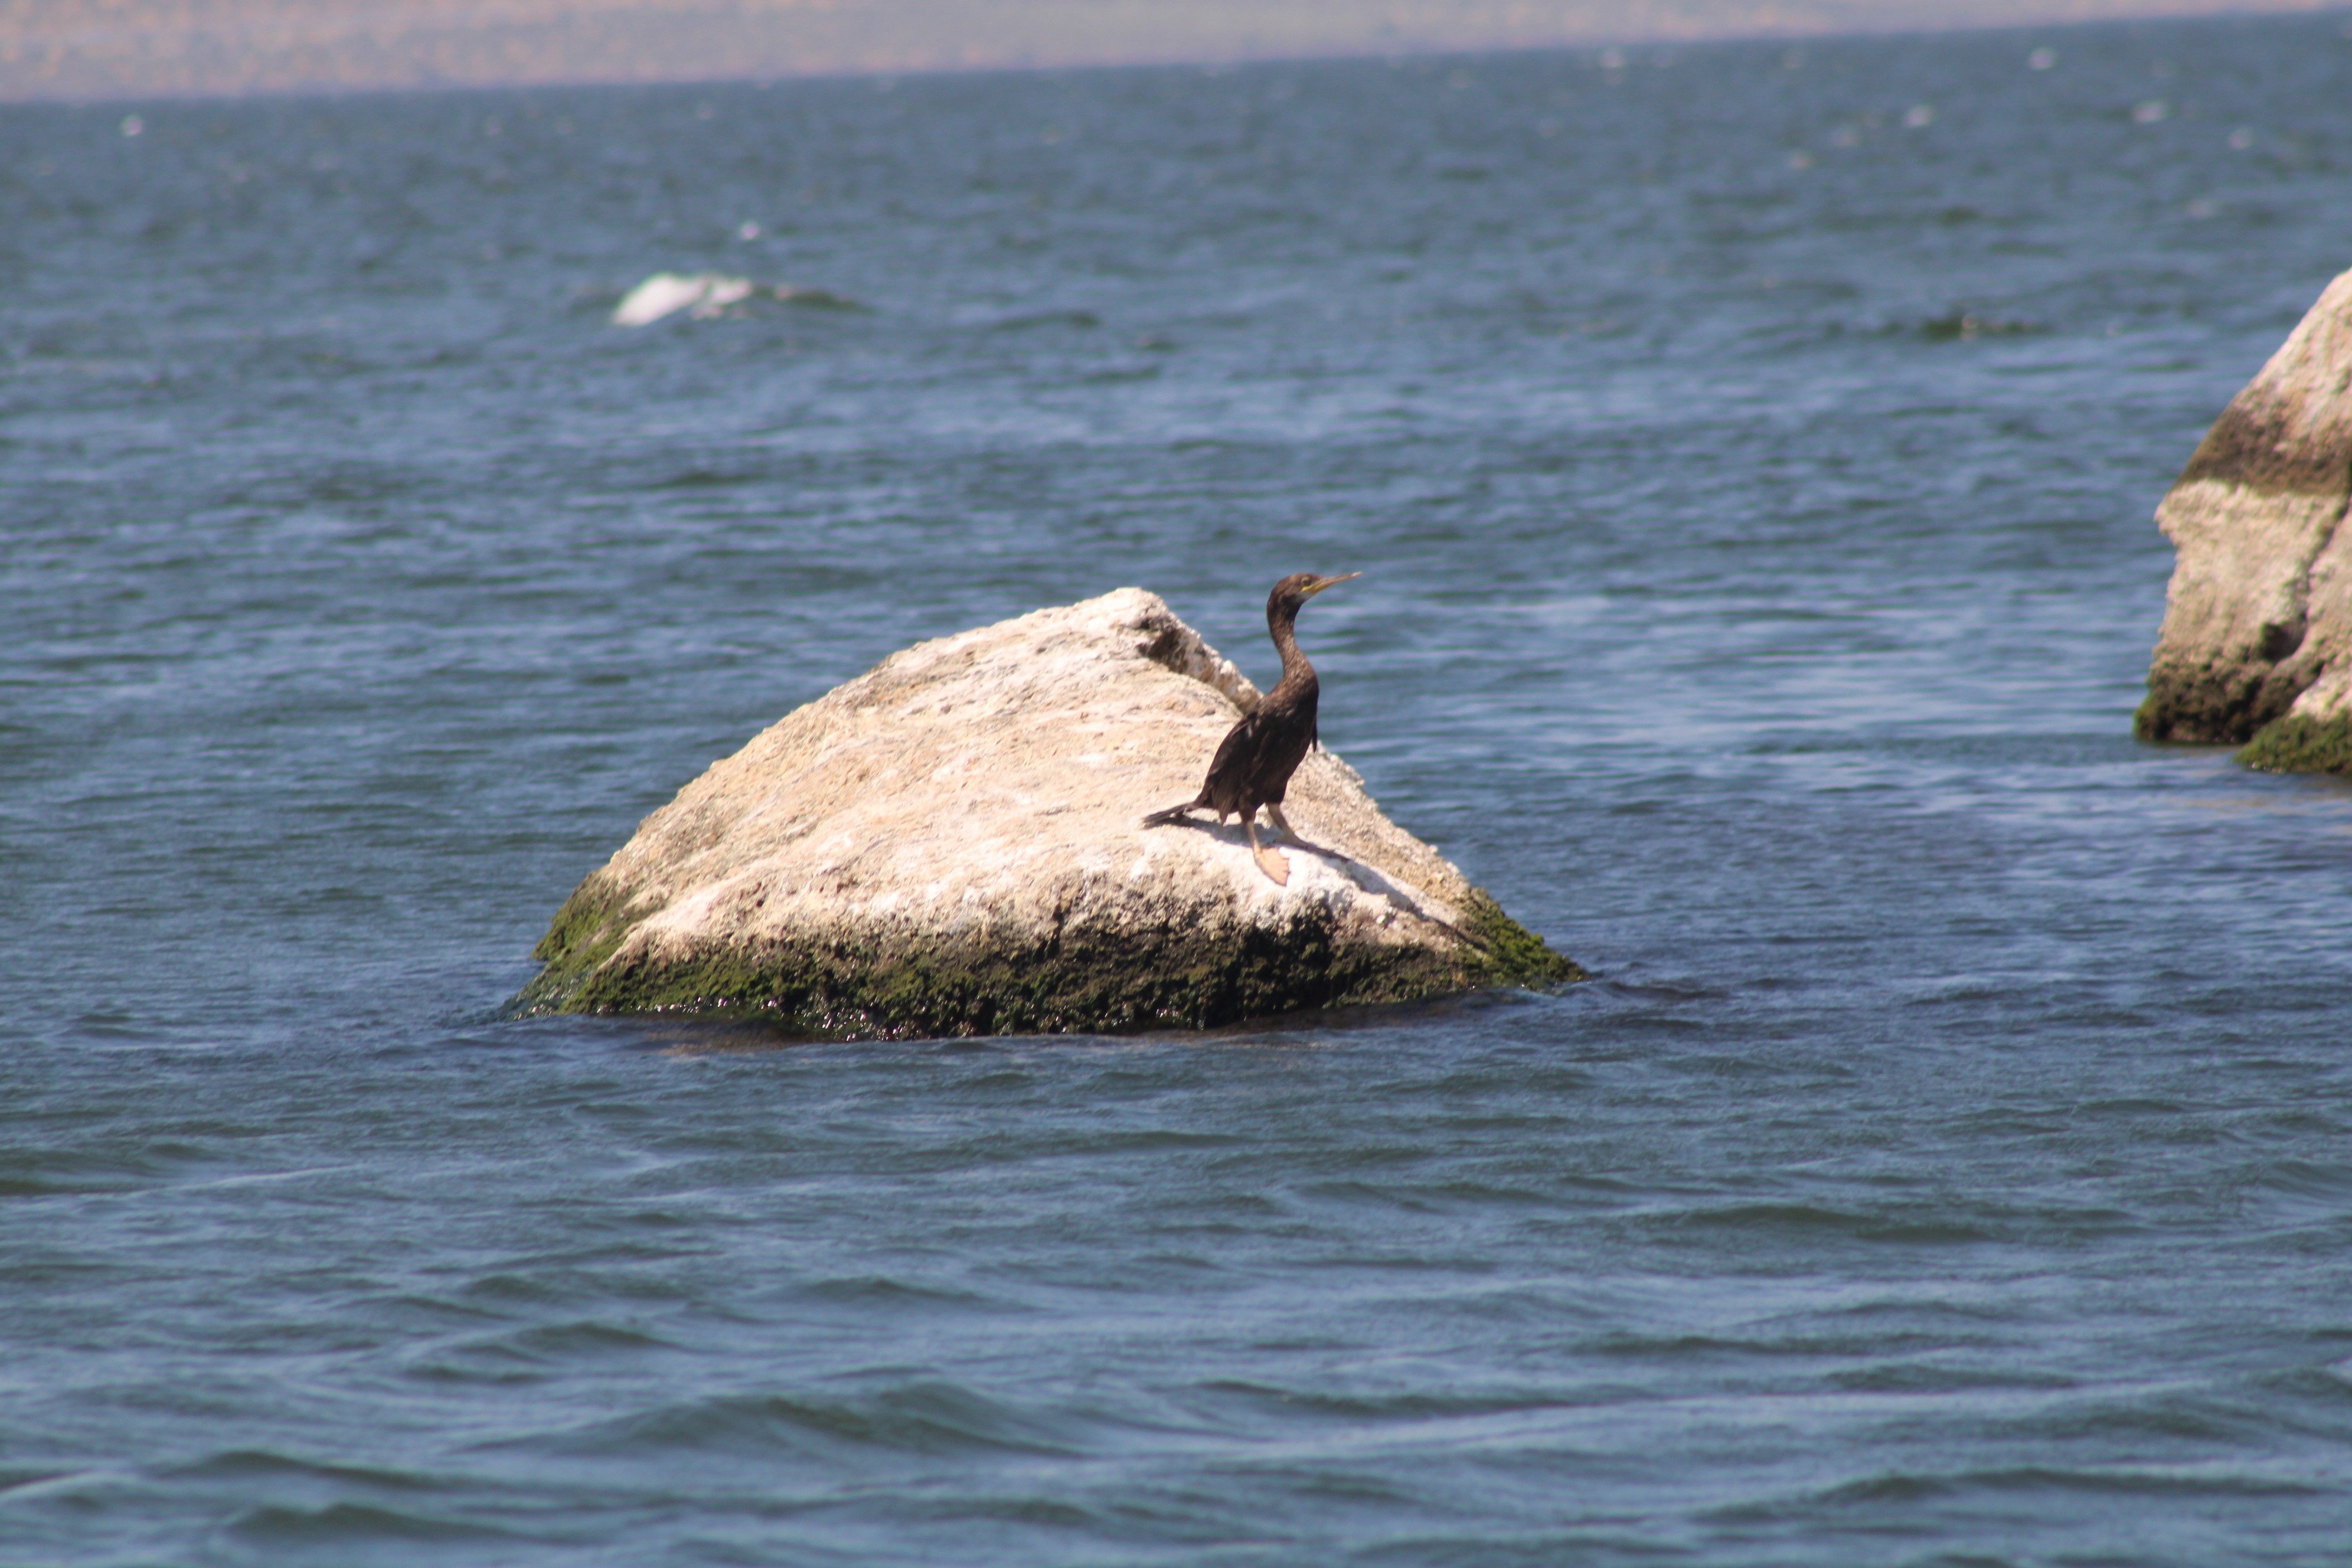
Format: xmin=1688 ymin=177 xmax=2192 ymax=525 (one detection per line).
xmin=7 ymin=14 xmax=2352 ymax=1564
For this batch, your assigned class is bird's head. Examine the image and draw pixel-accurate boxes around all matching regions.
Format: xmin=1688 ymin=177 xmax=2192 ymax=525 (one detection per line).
xmin=1267 ymin=571 xmax=1360 ymax=619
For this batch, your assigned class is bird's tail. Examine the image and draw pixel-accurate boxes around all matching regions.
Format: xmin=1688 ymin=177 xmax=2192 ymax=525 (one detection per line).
xmin=1140 ymin=800 xmax=1198 ymax=828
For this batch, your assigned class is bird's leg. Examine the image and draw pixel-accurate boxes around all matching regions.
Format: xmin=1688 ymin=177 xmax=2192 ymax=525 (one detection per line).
xmin=1263 ymin=802 xmax=1335 ymax=861
xmin=1246 ymin=816 xmax=1291 ymax=886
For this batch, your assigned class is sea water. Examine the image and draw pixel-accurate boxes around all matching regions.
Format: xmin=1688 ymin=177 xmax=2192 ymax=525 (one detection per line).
xmin=5 ymin=14 xmax=2352 ymax=1564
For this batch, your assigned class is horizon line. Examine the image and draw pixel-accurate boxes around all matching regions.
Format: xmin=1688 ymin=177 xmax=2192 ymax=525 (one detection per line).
xmin=1 ymin=0 xmax=2340 ymax=107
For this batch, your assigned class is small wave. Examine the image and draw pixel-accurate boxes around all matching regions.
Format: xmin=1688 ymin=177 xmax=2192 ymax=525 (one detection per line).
xmin=519 ymin=1382 xmax=1078 ymax=1461
xmin=408 ymin=1322 xmax=662 ymax=1382
xmin=2255 ymin=1158 xmax=2352 ymax=1201
xmin=775 ymin=285 xmax=863 ymax=312
xmin=456 ymin=1270 xmax=565 ymax=1304
xmin=987 ymin=308 xmax=1101 ymax=332
xmin=1915 ymin=309 xmax=2041 ymax=342
xmin=228 ymin=1501 xmax=520 ymax=1546
xmin=1714 ymin=1462 xmax=2321 ymax=1524
xmin=612 ymin=272 xmax=863 ymax=326
xmin=2269 ymin=1358 xmax=2352 ymax=1403
xmin=504 ymin=1319 xmax=677 ymax=1359
xmin=1824 ymin=1464 xmax=2321 ymax=1502
xmin=1202 ymin=1377 xmax=1568 ymax=1423
xmin=169 ymin=1448 xmax=435 ymax=1491
xmin=1652 ymin=1200 xmax=1997 ymax=1243
xmin=1828 ymin=1361 xmax=2077 ymax=1394
xmin=796 ymin=1274 xmax=995 ymax=1308
xmin=2012 ymin=1398 xmax=2249 ymax=1443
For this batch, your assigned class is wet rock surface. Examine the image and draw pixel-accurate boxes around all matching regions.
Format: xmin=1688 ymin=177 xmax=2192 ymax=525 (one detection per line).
xmin=2139 ymin=268 xmax=2352 ymax=771
xmin=519 ymin=589 xmax=1579 ymax=1035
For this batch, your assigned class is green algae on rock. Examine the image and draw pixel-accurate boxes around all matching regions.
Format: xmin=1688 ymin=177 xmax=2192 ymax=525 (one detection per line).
xmin=2236 ymin=713 xmax=2352 ymax=776
xmin=517 ymin=589 xmax=1581 ymax=1035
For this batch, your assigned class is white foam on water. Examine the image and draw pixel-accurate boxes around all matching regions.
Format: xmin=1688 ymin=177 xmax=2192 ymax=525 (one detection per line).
xmin=612 ymin=272 xmax=757 ymax=327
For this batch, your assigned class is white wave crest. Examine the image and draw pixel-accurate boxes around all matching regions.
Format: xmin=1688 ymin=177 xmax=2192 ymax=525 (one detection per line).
xmin=612 ymin=272 xmax=757 ymax=327
xmin=612 ymin=272 xmax=862 ymax=326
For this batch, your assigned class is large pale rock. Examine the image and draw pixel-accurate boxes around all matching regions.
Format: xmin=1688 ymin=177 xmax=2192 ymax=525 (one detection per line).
xmin=519 ymin=588 xmax=1579 ymax=1035
xmin=2138 ymin=268 xmax=2352 ymax=772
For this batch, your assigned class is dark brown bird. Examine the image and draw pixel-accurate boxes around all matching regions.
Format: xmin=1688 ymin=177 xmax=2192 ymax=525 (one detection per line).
xmin=1142 ymin=571 xmax=1359 ymax=884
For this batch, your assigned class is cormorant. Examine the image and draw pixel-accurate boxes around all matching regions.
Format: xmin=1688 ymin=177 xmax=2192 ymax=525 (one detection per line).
xmin=1142 ymin=571 xmax=1359 ymax=884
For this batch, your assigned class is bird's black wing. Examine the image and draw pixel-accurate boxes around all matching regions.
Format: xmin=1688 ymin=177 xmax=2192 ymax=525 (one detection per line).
xmin=1204 ymin=708 xmax=1262 ymax=787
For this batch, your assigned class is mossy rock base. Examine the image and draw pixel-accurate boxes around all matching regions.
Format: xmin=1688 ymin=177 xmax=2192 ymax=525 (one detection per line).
xmin=2236 ymin=713 xmax=2352 ymax=775
xmin=516 ymin=876 xmax=1580 ymax=1039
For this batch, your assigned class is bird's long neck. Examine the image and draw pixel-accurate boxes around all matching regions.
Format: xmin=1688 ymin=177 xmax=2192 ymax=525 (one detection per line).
xmin=1268 ymin=606 xmax=1316 ymax=692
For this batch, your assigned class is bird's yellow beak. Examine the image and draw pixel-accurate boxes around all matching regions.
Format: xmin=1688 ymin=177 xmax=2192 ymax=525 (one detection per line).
xmin=1304 ymin=572 xmax=1361 ymax=597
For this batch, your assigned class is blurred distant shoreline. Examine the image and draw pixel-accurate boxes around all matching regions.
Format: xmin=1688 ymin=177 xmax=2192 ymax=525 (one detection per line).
xmin=2 ymin=0 xmax=2338 ymax=104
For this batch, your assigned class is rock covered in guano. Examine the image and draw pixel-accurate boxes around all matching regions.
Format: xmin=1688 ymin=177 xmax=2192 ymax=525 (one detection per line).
xmin=2138 ymin=267 xmax=2352 ymax=773
xmin=519 ymin=589 xmax=1579 ymax=1035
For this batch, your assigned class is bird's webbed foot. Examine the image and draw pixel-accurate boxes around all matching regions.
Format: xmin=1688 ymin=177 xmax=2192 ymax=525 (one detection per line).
xmin=1246 ymin=819 xmax=1291 ymax=886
